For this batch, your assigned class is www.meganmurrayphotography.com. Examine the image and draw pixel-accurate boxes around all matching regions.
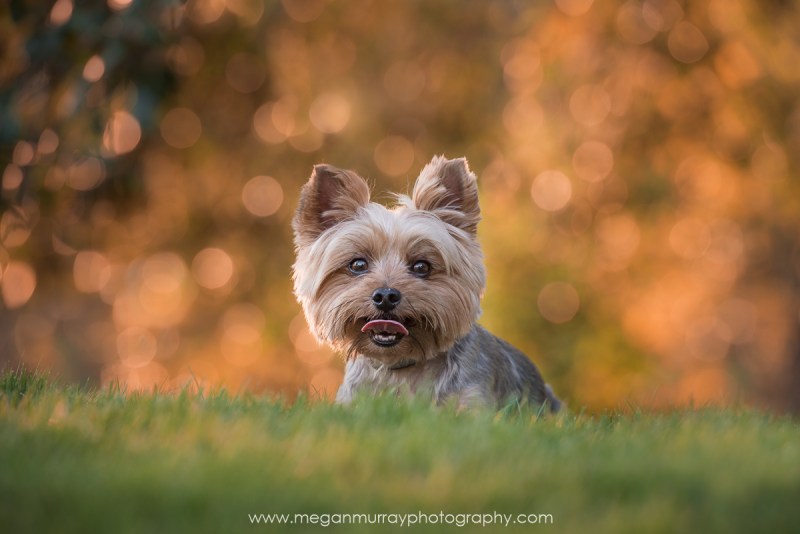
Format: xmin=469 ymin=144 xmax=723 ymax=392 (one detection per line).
xmin=248 ymin=511 xmax=555 ymax=528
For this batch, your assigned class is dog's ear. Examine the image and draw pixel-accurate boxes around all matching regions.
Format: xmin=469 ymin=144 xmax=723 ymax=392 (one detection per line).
xmin=411 ymin=156 xmax=480 ymax=235
xmin=293 ymin=164 xmax=370 ymax=245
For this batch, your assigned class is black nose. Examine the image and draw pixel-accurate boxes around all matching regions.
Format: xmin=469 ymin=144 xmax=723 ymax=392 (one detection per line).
xmin=372 ymin=287 xmax=402 ymax=311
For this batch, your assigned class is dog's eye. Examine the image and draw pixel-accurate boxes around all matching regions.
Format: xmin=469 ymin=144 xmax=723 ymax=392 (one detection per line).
xmin=410 ymin=260 xmax=431 ymax=277
xmin=348 ymin=258 xmax=369 ymax=274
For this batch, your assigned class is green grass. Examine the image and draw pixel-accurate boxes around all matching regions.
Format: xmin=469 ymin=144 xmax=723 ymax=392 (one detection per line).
xmin=1 ymin=369 xmax=799 ymax=533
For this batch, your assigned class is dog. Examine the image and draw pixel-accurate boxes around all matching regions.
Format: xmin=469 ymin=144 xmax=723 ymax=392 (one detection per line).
xmin=292 ymin=155 xmax=561 ymax=411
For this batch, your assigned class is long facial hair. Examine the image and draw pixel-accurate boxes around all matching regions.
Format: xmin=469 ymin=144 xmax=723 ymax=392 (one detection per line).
xmin=292 ymin=156 xmax=486 ymax=363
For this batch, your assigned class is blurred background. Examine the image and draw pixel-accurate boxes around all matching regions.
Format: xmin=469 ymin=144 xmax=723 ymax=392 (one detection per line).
xmin=1 ymin=0 xmax=799 ymax=412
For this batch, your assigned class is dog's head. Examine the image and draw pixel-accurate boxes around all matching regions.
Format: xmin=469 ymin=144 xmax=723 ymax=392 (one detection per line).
xmin=292 ymin=156 xmax=486 ymax=364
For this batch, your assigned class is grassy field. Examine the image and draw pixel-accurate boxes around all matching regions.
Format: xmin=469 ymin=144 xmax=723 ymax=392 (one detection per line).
xmin=1 ymin=370 xmax=799 ymax=533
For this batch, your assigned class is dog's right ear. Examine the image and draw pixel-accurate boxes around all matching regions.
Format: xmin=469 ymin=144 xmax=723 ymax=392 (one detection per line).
xmin=293 ymin=164 xmax=371 ymax=245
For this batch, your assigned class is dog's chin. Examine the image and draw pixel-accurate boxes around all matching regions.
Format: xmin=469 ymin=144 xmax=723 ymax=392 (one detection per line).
xmin=363 ymin=335 xmax=407 ymax=357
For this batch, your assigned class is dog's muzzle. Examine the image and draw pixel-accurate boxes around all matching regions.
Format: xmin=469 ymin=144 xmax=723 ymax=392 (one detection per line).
xmin=361 ymin=319 xmax=408 ymax=347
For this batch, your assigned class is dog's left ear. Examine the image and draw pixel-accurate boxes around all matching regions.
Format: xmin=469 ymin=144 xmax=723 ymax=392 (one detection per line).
xmin=412 ymin=156 xmax=480 ymax=236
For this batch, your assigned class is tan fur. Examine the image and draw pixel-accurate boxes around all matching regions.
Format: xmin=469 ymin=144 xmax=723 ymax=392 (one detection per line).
xmin=292 ymin=155 xmax=560 ymax=411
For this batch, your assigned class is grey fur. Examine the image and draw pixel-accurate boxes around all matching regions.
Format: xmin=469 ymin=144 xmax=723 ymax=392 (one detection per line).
xmin=337 ymin=324 xmax=561 ymax=412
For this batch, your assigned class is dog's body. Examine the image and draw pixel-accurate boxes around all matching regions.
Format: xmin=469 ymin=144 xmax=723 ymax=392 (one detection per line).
xmin=292 ymin=155 xmax=560 ymax=411
xmin=337 ymin=324 xmax=560 ymax=410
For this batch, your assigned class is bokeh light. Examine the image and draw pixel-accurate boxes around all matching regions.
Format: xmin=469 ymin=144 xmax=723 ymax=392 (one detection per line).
xmin=2 ymin=165 xmax=24 ymax=191
xmin=595 ymin=213 xmax=641 ymax=270
xmin=4 ymin=0 xmax=800 ymax=412
xmin=503 ymin=98 xmax=544 ymax=138
xmin=82 ymin=55 xmax=105 ymax=82
xmin=186 ymin=0 xmax=226 ymax=25
xmin=225 ymin=53 xmax=265 ymax=94
xmin=108 ymin=0 xmax=134 ymax=11
xmin=309 ymin=93 xmax=352 ymax=134
xmin=67 ymin=157 xmax=106 ymax=191
xmin=1 ymin=262 xmax=37 ymax=309
xmin=103 ymin=111 xmax=142 ymax=156
xmin=227 ymin=0 xmax=264 ymax=25
xmin=192 ymin=248 xmax=235 ymax=290
xmin=555 ymin=0 xmax=594 ymax=17
xmin=113 ymin=253 xmax=194 ymax=330
xmin=73 ymin=251 xmax=112 ymax=293
xmin=49 ymin=0 xmax=72 ymax=26
xmin=253 ymin=98 xmax=298 ymax=144
xmin=166 ymin=38 xmax=205 ymax=77
xmin=374 ymin=136 xmax=415 ymax=176
xmin=241 ymin=176 xmax=284 ymax=217
xmin=616 ymin=1 xmax=657 ymax=45
xmin=669 ymin=218 xmax=711 ymax=260
xmin=219 ymin=304 xmax=265 ymax=367
xmin=537 ymin=282 xmax=580 ymax=324
xmin=160 ymin=108 xmax=202 ymax=149
xmin=13 ymin=141 xmax=35 ymax=166
xmin=501 ymin=39 xmax=543 ymax=92
xmin=668 ymin=21 xmax=709 ymax=64
xmin=117 ymin=326 xmax=158 ymax=369
xmin=641 ymin=0 xmax=683 ymax=32
xmin=0 ymin=210 xmax=32 ymax=248
xmin=531 ymin=171 xmax=572 ymax=212
xmin=37 ymin=129 xmax=59 ymax=155
xmin=572 ymin=141 xmax=614 ymax=183
xmin=570 ymin=85 xmax=611 ymax=126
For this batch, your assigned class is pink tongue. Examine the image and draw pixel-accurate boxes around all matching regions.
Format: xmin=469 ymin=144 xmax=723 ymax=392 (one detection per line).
xmin=361 ymin=320 xmax=409 ymax=336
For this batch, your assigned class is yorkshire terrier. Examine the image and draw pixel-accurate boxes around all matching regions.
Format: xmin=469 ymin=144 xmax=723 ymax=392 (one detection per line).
xmin=292 ymin=155 xmax=561 ymax=411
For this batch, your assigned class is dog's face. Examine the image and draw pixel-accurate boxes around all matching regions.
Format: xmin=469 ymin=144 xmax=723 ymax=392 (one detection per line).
xmin=292 ymin=156 xmax=486 ymax=364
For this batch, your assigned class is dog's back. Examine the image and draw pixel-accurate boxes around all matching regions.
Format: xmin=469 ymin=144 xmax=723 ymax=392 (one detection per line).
xmin=436 ymin=325 xmax=561 ymax=412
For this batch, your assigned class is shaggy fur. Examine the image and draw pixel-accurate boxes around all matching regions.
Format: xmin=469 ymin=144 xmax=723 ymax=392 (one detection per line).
xmin=292 ymin=155 xmax=560 ymax=411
